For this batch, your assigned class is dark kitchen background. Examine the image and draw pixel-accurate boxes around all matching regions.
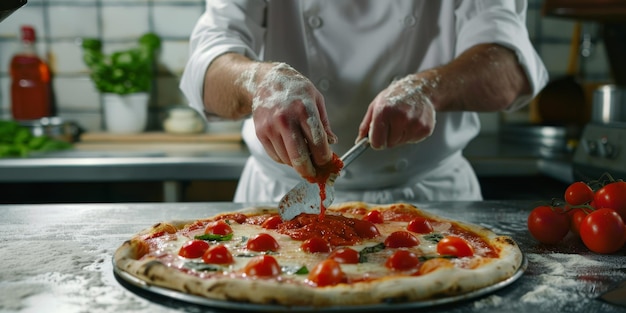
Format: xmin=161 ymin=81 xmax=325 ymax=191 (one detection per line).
xmin=0 ymin=0 xmax=623 ymax=203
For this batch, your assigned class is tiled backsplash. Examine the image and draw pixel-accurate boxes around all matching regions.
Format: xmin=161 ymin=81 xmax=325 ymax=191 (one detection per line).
xmin=0 ymin=0 xmax=612 ymax=132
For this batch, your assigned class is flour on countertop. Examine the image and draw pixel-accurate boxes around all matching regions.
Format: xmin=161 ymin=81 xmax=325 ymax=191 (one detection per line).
xmin=472 ymin=294 xmax=504 ymax=309
xmin=519 ymin=253 xmax=608 ymax=309
xmin=0 ymin=240 xmax=159 ymax=313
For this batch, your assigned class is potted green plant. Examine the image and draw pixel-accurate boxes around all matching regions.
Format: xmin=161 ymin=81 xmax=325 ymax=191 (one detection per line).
xmin=81 ymin=33 xmax=161 ymax=133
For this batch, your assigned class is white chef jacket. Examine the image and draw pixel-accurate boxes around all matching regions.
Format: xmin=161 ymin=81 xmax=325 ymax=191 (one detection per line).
xmin=180 ymin=0 xmax=549 ymax=203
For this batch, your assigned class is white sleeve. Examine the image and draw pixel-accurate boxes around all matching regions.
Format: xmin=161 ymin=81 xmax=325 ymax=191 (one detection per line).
xmin=454 ymin=0 xmax=549 ymax=111
xmin=179 ymin=0 xmax=267 ymax=116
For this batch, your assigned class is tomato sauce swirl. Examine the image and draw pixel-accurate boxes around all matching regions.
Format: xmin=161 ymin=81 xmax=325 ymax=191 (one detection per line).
xmin=276 ymin=214 xmax=379 ymax=246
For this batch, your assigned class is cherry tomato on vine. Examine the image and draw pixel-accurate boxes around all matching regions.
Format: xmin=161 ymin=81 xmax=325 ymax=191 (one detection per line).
xmin=564 ymin=181 xmax=594 ymax=206
xmin=579 ymin=208 xmax=626 ymax=254
xmin=527 ymin=205 xmax=570 ymax=244
xmin=568 ymin=208 xmax=588 ymax=236
xmin=594 ymin=181 xmax=626 ymax=222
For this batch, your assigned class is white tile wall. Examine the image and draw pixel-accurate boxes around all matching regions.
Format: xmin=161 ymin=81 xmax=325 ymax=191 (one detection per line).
xmin=0 ymin=0 xmax=614 ymax=132
xmin=0 ymin=0 xmax=204 ymax=129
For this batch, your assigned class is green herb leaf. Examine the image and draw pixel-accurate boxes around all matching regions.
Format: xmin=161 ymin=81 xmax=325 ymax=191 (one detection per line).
xmin=194 ymin=233 xmax=233 ymax=242
xmin=423 ymin=233 xmax=444 ymax=243
xmin=359 ymin=242 xmax=386 ymax=263
xmin=282 ymin=265 xmax=309 ymax=275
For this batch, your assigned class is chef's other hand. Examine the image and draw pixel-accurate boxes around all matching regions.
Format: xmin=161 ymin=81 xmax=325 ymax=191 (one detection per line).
xmin=245 ymin=62 xmax=338 ymax=178
xmin=358 ymin=72 xmax=437 ymax=149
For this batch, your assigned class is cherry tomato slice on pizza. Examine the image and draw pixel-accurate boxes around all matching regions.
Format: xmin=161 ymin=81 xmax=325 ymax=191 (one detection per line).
xmin=205 ymin=220 xmax=233 ymax=236
xmin=261 ymin=215 xmax=283 ymax=229
xmin=328 ymin=247 xmax=360 ymax=264
xmin=307 ymin=259 xmax=346 ymax=287
xmin=202 ymin=244 xmax=234 ymax=264
xmin=407 ymin=217 xmax=434 ymax=234
xmin=362 ymin=210 xmax=384 ymax=224
xmin=247 ymin=233 xmax=280 ymax=252
xmin=178 ymin=239 xmax=210 ymax=259
xmin=301 ymin=236 xmax=331 ymax=253
xmin=385 ymin=249 xmax=420 ymax=271
xmin=437 ymin=236 xmax=474 ymax=257
xmin=384 ymin=231 xmax=419 ymax=248
xmin=243 ymin=255 xmax=281 ymax=277
xmin=352 ymin=219 xmax=381 ymax=238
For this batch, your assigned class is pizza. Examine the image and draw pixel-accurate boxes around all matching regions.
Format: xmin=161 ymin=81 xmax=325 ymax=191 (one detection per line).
xmin=114 ymin=202 xmax=523 ymax=307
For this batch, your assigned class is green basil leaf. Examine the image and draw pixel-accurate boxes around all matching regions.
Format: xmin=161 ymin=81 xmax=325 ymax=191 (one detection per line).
xmin=282 ymin=265 xmax=309 ymax=275
xmin=194 ymin=233 xmax=234 ymax=242
xmin=423 ymin=233 xmax=444 ymax=243
xmin=358 ymin=242 xmax=386 ymax=263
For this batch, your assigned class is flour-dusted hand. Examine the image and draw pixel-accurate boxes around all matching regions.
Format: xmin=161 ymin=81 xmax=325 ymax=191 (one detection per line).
xmin=241 ymin=62 xmax=338 ymax=178
xmin=358 ymin=72 xmax=438 ymax=150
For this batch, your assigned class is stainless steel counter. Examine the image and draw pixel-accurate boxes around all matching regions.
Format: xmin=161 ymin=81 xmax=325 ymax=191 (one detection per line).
xmin=0 ymin=200 xmax=623 ymax=313
xmin=0 ymin=134 xmax=575 ymax=201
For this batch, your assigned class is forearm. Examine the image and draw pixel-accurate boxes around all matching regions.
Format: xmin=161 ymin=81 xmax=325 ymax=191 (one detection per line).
xmin=202 ymin=53 xmax=255 ymax=119
xmin=429 ymin=43 xmax=532 ymax=112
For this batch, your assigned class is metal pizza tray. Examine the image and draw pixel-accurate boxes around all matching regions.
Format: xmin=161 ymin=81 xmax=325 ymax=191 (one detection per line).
xmin=113 ymin=254 xmax=527 ymax=312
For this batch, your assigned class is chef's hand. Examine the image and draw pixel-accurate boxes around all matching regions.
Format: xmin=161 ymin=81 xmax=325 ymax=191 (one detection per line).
xmin=247 ymin=62 xmax=338 ymax=178
xmin=358 ymin=72 xmax=437 ymax=149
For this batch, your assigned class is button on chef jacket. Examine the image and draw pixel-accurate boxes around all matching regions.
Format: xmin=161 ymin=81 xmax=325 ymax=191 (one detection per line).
xmin=180 ymin=0 xmax=549 ymax=203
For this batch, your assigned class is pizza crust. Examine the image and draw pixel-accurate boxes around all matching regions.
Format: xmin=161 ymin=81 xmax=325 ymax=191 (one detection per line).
xmin=114 ymin=202 xmax=523 ymax=306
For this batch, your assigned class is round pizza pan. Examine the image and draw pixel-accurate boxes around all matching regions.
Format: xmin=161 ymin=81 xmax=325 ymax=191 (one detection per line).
xmin=113 ymin=254 xmax=527 ymax=312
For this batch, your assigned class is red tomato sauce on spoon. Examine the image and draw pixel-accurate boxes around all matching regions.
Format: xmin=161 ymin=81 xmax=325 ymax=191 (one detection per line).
xmin=303 ymin=153 xmax=343 ymax=220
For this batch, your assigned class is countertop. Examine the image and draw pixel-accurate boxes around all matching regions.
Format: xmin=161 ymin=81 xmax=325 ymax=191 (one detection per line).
xmin=0 ymin=201 xmax=623 ymax=313
xmin=0 ymin=133 xmax=574 ymax=184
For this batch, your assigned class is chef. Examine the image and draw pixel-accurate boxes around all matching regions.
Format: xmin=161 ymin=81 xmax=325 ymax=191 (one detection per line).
xmin=180 ymin=0 xmax=549 ymax=203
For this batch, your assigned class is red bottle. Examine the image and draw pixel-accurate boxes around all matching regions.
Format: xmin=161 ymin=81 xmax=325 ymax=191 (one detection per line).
xmin=10 ymin=25 xmax=52 ymax=120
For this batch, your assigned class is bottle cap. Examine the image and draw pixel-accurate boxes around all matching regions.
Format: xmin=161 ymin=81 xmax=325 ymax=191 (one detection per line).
xmin=21 ymin=25 xmax=36 ymax=43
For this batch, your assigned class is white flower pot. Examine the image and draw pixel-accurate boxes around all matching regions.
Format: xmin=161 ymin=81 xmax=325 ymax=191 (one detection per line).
xmin=102 ymin=93 xmax=149 ymax=133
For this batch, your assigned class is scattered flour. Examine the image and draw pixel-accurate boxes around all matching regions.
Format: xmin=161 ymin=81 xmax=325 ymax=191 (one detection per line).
xmin=239 ymin=61 xmax=333 ymax=172
xmin=373 ymin=73 xmax=439 ymax=144
xmin=0 ymin=239 xmax=155 ymax=313
xmin=473 ymin=294 xmax=504 ymax=309
xmin=519 ymin=253 xmax=607 ymax=309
